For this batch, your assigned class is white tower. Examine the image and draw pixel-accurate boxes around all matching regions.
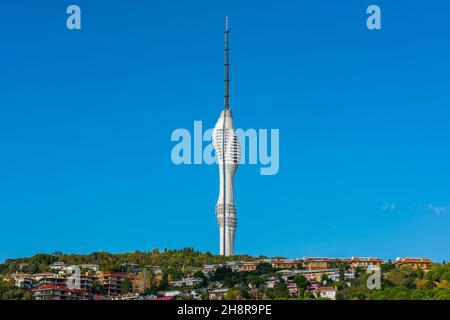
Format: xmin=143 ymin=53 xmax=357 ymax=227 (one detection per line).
xmin=212 ymin=17 xmax=241 ymax=256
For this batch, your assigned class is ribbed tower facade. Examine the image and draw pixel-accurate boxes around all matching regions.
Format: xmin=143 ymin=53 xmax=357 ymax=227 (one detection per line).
xmin=212 ymin=17 xmax=240 ymax=256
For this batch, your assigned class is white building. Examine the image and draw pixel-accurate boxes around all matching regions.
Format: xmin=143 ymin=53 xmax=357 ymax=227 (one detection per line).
xmin=208 ymin=288 xmax=229 ymax=300
xmin=328 ymin=271 xmax=355 ymax=282
xmin=203 ymin=264 xmax=221 ymax=275
xmin=144 ymin=265 xmax=162 ymax=275
xmin=32 ymin=273 xmax=58 ymax=282
xmin=79 ymin=264 xmax=100 ymax=272
xmin=164 ymin=290 xmax=181 ymax=297
xmin=170 ymin=277 xmax=203 ymax=288
xmin=49 ymin=262 xmax=67 ymax=271
xmin=12 ymin=274 xmax=34 ymax=289
xmin=226 ymin=261 xmax=240 ymax=272
xmin=277 ymin=270 xmax=295 ymax=280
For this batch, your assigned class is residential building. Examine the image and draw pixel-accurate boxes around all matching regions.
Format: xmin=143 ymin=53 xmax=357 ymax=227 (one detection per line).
xmin=79 ymin=264 xmax=100 ymax=272
xmin=32 ymin=284 xmax=91 ymax=300
xmin=202 ymin=264 xmax=220 ymax=275
xmin=144 ymin=265 xmax=162 ymax=275
xmin=304 ymin=258 xmax=335 ymax=270
xmin=112 ymin=293 xmax=140 ymax=300
xmin=328 ymin=271 xmax=355 ymax=282
xmin=226 ymin=261 xmax=240 ymax=272
xmin=188 ymin=290 xmax=202 ymax=300
xmin=270 ymin=258 xmax=302 ymax=269
xmin=48 ymin=262 xmax=67 ymax=272
xmin=208 ymin=288 xmax=228 ymax=300
xmin=80 ymin=275 xmax=96 ymax=293
xmin=349 ymin=257 xmax=382 ymax=269
xmin=36 ymin=275 xmax=66 ymax=287
xmin=286 ymin=280 xmax=298 ymax=296
xmin=100 ymin=271 xmax=128 ymax=296
xmin=121 ymin=263 xmax=141 ymax=273
xmin=12 ymin=273 xmax=33 ymax=288
xmin=164 ymin=290 xmax=181 ymax=297
xmin=394 ymin=258 xmax=433 ymax=270
xmin=307 ymin=280 xmax=322 ymax=291
xmin=32 ymin=273 xmax=58 ymax=282
xmin=264 ymin=258 xmax=303 ymax=269
xmin=277 ymin=270 xmax=295 ymax=280
xmin=170 ymin=277 xmax=203 ymax=288
xmin=238 ymin=262 xmax=257 ymax=272
xmin=265 ymin=278 xmax=277 ymax=289
xmin=16 ymin=278 xmax=34 ymax=289
xmin=292 ymin=269 xmax=339 ymax=282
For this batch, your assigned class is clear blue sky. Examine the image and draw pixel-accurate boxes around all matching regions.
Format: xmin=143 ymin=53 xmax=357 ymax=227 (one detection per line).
xmin=1 ymin=0 xmax=449 ymax=262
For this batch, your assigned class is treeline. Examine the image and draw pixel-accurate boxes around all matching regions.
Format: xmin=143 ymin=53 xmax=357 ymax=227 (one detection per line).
xmin=336 ymin=263 xmax=450 ymax=300
xmin=0 ymin=248 xmax=263 ymax=275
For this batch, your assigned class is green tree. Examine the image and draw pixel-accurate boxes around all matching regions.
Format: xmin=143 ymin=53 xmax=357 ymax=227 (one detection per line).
xmin=255 ymin=262 xmax=273 ymax=275
xmin=271 ymin=279 xmax=289 ymax=299
xmin=200 ymin=292 xmax=209 ymax=300
xmin=387 ymin=267 xmax=416 ymax=288
xmin=165 ymin=267 xmax=184 ymax=281
xmin=339 ymin=265 xmax=346 ymax=282
xmin=0 ymin=279 xmax=31 ymax=300
xmin=350 ymin=291 xmax=367 ymax=300
xmin=224 ymin=287 xmax=240 ymax=300
xmin=293 ymin=275 xmax=309 ymax=291
xmin=321 ymin=274 xmax=330 ymax=285
xmin=414 ymin=278 xmax=434 ymax=290
xmin=425 ymin=264 xmax=450 ymax=282
xmin=210 ymin=267 xmax=233 ymax=282
xmin=354 ymin=267 xmax=365 ymax=279
xmin=159 ymin=273 xmax=169 ymax=291
xmin=381 ymin=261 xmax=395 ymax=273
xmin=121 ymin=278 xmax=133 ymax=294
xmin=239 ymin=284 xmax=250 ymax=299
xmin=248 ymin=275 xmax=263 ymax=288
xmin=92 ymin=281 xmax=103 ymax=295
xmin=293 ymin=274 xmax=309 ymax=298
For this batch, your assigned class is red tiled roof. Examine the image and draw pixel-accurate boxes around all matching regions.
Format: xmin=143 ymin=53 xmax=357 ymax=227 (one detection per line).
xmin=395 ymin=258 xmax=433 ymax=264
xmin=318 ymin=287 xmax=336 ymax=291
xmin=101 ymin=271 xmax=127 ymax=277
xmin=147 ymin=296 xmax=175 ymax=300
xmin=304 ymin=258 xmax=333 ymax=262
xmin=350 ymin=257 xmax=381 ymax=262
xmin=32 ymin=284 xmax=84 ymax=293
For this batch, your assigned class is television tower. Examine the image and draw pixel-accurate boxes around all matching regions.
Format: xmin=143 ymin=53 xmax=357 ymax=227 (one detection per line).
xmin=212 ymin=17 xmax=241 ymax=256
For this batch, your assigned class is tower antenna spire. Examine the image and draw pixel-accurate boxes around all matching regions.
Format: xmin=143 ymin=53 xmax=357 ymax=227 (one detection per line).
xmin=224 ymin=16 xmax=230 ymax=110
